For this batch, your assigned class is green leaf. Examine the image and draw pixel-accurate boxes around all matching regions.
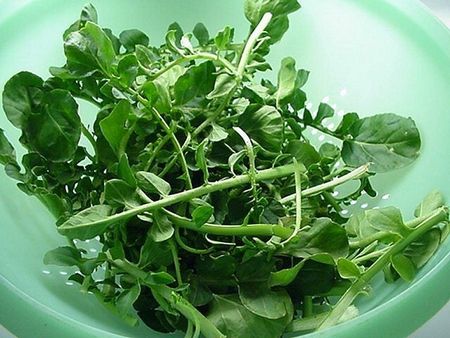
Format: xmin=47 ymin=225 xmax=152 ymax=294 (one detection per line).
xmin=282 ymin=218 xmax=349 ymax=260
xmin=64 ymin=22 xmax=116 ymax=76
xmin=314 ymin=103 xmax=334 ymax=124
xmin=206 ymin=73 xmax=236 ymax=100
xmin=150 ymin=212 xmax=174 ymax=242
xmin=116 ymin=283 xmax=141 ymax=326
xmin=0 ymin=129 xmax=16 ymax=165
xmin=139 ymin=235 xmax=172 ymax=268
xmin=195 ymin=139 xmax=209 ymax=183
xmin=142 ymin=80 xmax=172 ymax=112
xmin=289 ymin=260 xmax=336 ymax=296
xmin=43 ymin=246 xmax=82 ymax=266
xmin=238 ymin=105 xmax=284 ymax=152
xmin=117 ymin=54 xmax=139 ymax=87
xmin=276 ymin=57 xmax=297 ymax=106
xmin=192 ymin=205 xmax=213 ymax=227
xmin=2 ymin=71 xmax=44 ymax=128
xmin=187 ymin=279 xmax=213 ymax=306
xmin=207 ymin=294 xmax=293 ymax=338
xmin=99 ymin=100 xmax=132 ymax=157
xmin=342 ymin=113 xmax=421 ymax=172
xmin=404 ymin=228 xmax=442 ymax=268
xmin=208 ymin=123 xmax=228 ymax=143
xmin=244 ymin=0 xmax=301 ymax=44
xmin=104 ymin=179 xmax=138 ymax=207
xmin=337 ymin=258 xmax=361 ymax=280
xmin=119 ymin=29 xmax=149 ymax=52
xmin=173 ymin=61 xmax=216 ymax=105
xmin=80 ymin=4 xmax=98 ymax=25
xmin=215 ymin=26 xmax=234 ymax=50
xmin=296 ymin=69 xmax=310 ymax=88
xmin=335 ymin=112 xmax=359 ymax=137
xmin=347 ymin=207 xmax=410 ymax=245
xmin=196 ymin=253 xmax=236 ymax=279
xmin=37 ymin=192 xmax=67 ymax=219
xmin=414 ymin=190 xmax=446 ymax=218
xmin=118 ymin=154 xmax=137 ymax=188
xmin=25 ymin=89 xmax=81 ymax=162
xmin=269 ymin=261 xmax=304 ymax=287
xmin=265 ymin=15 xmax=290 ymax=44
xmin=391 ymin=254 xmax=416 ymax=282
xmin=239 ymin=284 xmax=291 ymax=319
xmin=136 ymin=171 xmax=171 ymax=196
xmin=193 ymin=23 xmax=210 ymax=46
xmin=285 ymin=140 xmax=320 ymax=168
xmin=244 ymin=0 xmax=301 ymax=26
xmin=58 ymin=205 xmax=113 ymax=240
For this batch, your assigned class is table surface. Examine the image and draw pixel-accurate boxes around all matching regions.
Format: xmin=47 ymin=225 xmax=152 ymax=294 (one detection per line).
xmin=0 ymin=1 xmax=449 ymax=338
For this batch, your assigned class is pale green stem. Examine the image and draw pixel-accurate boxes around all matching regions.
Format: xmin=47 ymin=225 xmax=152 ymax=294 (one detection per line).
xmin=191 ymin=13 xmax=273 ymax=137
xmin=144 ymin=52 xmax=237 ymax=80
xmin=318 ymin=207 xmax=448 ymax=330
xmin=280 ymin=164 xmax=370 ymax=204
xmin=59 ymin=164 xmax=297 ymax=234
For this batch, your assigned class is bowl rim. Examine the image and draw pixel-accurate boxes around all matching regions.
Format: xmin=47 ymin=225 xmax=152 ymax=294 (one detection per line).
xmin=0 ymin=0 xmax=449 ymax=337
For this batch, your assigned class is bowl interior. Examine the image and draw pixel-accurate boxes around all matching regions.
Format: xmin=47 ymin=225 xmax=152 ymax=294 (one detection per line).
xmin=0 ymin=0 xmax=449 ymax=337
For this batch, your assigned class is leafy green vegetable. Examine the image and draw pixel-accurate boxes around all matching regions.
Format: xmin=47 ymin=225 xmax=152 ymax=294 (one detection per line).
xmin=1 ymin=2 xmax=448 ymax=338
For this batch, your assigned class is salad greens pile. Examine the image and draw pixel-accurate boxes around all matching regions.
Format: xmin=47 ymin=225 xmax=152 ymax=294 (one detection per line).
xmin=0 ymin=1 xmax=448 ymax=337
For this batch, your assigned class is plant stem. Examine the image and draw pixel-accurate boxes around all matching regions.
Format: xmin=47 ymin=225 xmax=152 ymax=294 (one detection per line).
xmin=165 ymin=209 xmax=292 ymax=239
xmin=237 ymin=13 xmax=272 ymax=77
xmin=303 ymin=296 xmax=313 ymax=317
xmin=191 ymin=13 xmax=273 ymax=137
xmin=151 ymin=285 xmax=226 ymax=338
xmin=349 ymin=232 xmax=397 ymax=249
xmin=110 ymin=259 xmax=225 ymax=338
xmin=282 ymin=159 xmax=302 ymax=244
xmin=175 ymin=227 xmax=213 ymax=254
xmin=323 ymin=191 xmax=343 ymax=212
xmin=81 ymin=124 xmax=98 ymax=162
xmin=144 ymin=52 xmax=237 ymax=80
xmin=353 ymin=247 xmax=390 ymax=264
xmin=144 ymin=132 xmax=172 ymax=171
xmin=60 ymin=163 xmax=297 ymax=234
xmin=280 ymin=164 xmax=369 ymax=204
xmin=169 ymin=239 xmax=183 ymax=286
xmin=129 ymin=87 xmax=193 ymax=189
xmin=191 ymin=84 xmax=237 ymax=137
xmin=318 ymin=207 xmax=448 ymax=331
xmin=159 ymin=133 xmax=191 ymax=178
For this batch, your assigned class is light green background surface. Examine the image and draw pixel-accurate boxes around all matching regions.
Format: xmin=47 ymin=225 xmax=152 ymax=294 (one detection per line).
xmin=0 ymin=0 xmax=449 ymax=337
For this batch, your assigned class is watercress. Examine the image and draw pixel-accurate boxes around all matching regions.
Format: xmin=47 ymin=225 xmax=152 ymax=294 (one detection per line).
xmin=1 ymin=1 xmax=448 ymax=337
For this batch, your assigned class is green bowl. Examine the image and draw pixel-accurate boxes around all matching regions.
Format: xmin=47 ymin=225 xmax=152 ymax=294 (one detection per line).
xmin=0 ymin=0 xmax=449 ymax=337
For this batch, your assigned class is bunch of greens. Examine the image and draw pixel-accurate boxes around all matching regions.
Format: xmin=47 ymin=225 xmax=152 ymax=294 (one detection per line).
xmin=0 ymin=1 xmax=448 ymax=337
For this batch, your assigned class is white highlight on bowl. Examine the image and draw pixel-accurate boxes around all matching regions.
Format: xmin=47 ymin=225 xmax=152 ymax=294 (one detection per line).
xmin=361 ymin=203 xmax=369 ymax=209
xmin=89 ymin=248 xmax=97 ymax=253
xmin=59 ymin=271 xmax=68 ymax=276
xmin=318 ymin=135 xmax=325 ymax=141
xmin=382 ymin=194 xmax=391 ymax=200
xmin=332 ymin=191 xmax=339 ymax=197
xmin=341 ymin=209 xmax=349 ymax=215
xmin=42 ymin=270 xmax=51 ymax=275
xmin=322 ymin=96 xmax=330 ymax=103
xmin=65 ymin=282 xmax=74 ymax=286
xmin=340 ymin=88 xmax=348 ymax=96
xmin=311 ymin=129 xmax=318 ymax=135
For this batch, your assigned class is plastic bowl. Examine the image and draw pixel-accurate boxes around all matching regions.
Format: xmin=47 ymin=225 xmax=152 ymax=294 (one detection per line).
xmin=0 ymin=0 xmax=449 ymax=337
